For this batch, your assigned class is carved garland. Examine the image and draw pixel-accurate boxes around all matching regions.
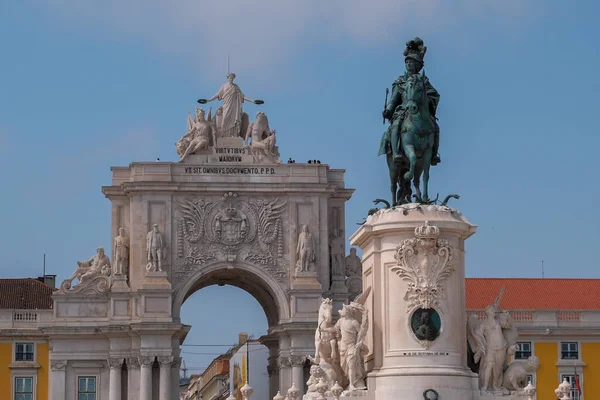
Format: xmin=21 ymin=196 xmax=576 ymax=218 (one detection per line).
xmin=391 ymin=221 xmax=454 ymax=313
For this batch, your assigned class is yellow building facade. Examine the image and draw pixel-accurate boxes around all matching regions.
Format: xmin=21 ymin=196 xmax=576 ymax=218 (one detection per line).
xmin=0 ymin=278 xmax=55 ymax=400
xmin=467 ymin=278 xmax=600 ymax=399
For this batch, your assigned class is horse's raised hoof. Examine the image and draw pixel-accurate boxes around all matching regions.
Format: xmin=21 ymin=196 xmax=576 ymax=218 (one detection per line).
xmin=403 ymin=171 xmax=414 ymax=181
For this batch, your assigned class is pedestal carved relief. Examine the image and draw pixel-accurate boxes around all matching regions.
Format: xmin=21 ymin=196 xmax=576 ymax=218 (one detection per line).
xmin=174 ymin=192 xmax=288 ymax=284
xmin=391 ymin=221 xmax=454 ymax=313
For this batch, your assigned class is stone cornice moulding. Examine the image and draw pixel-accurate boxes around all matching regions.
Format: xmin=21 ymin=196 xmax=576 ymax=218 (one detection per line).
xmin=9 ymin=362 xmax=41 ymax=370
xmin=70 ymin=361 xmax=105 ymax=369
xmin=555 ymin=360 xmax=587 ymax=368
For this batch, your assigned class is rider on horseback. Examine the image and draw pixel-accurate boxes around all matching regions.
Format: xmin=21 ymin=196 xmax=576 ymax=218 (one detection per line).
xmin=379 ymin=37 xmax=441 ymax=166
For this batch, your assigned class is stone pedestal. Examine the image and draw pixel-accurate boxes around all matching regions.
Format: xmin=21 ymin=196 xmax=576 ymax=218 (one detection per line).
xmin=111 ymin=274 xmax=130 ymax=292
xmin=292 ymin=271 xmax=322 ymax=290
xmin=140 ymin=271 xmax=173 ymax=322
xmin=142 ymin=271 xmax=171 ymax=290
xmin=349 ymin=204 xmax=479 ymax=400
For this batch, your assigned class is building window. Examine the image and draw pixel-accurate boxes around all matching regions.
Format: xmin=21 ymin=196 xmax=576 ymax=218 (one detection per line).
xmin=515 ymin=342 xmax=532 ymax=359
xmin=526 ymin=374 xmax=535 ymax=385
xmin=561 ymin=342 xmax=579 ymax=359
xmin=15 ymin=343 xmax=34 ymax=362
xmin=78 ymin=377 xmax=96 ymax=400
xmin=560 ymin=374 xmax=581 ymax=400
xmin=14 ymin=377 xmax=34 ymax=400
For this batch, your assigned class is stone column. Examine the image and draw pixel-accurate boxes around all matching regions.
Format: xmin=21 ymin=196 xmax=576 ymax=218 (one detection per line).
xmin=289 ymin=356 xmax=306 ymax=397
xmin=127 ymin=357 xmax=141 ymax=400
xmin=277 ymin=356 xmax=292 ymax=393
xmin=158 ymin=356 xmax=174 ymax=400
xmin=171 ymin=356 xmax=182 ymax=400
xmin=139 ymin=356 xmax=154 ymax=400
xmin=108 ymin=358 xmax=123 ymax=400
xmin=266 ymin=357 xmax=279 ymax=400
xmin=49 ymin=360 xmax=67 ymax=400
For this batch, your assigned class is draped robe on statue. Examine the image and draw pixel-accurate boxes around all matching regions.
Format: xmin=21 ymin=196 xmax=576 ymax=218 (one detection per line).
xmin=213 ymin=82 xmax=247 ymax=136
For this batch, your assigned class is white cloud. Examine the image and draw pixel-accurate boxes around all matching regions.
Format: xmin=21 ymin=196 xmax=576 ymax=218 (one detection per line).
xmin=44 ymin=0 xmax=535 ymax=83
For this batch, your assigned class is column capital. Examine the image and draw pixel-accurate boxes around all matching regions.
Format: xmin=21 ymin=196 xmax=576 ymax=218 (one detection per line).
xmin=50 ymin=360 xmax=68 ymax=371
xmin=158 ymin=356 xmax=174 ymax=367
xmin=171 ymin=356 xmax=182 ymax=369
xmin=139 ymin=356 xmax=155 ymax=367
xmin=266 ymin=364 xmax=279 ymax=377
xmin=288 ymin=355 xmax=306 ymax=367
xmin=108 ymin=358 xmax=124 ymax=369
xmin=127 ymin=356 xmax=141 ymax=368
xmin=276 ymin=356 xmax=291 ymax=369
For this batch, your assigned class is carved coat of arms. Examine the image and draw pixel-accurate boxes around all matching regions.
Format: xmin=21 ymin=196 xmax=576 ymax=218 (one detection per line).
xmin=174 ymin=192 xmax=288 ymax=284
xmin=391 ymin=221 xmax=454 ymax=313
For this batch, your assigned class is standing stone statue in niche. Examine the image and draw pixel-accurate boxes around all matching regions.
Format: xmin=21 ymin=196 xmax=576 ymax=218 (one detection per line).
xmin=198 ymin=73 xmax=264 ymax=137
xmin=379 ymin=37 xmax=441 ymax=205
xmin=113 ymin=227 xmax=129 ymax=276
xmin=345 ymin=248 xmax=363 ymax=301
xmin=344 ymin=248 xmax=362 ymax=278
xmin=146 ymin=224 xmax=167 ymax=272
xmin=330 ymin=233 xmax=346 ymax=277
xmin=296 ymin=225 xmax=316 ymax=273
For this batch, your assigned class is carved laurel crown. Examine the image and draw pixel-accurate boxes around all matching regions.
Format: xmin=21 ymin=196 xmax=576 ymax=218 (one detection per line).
xmin=414 ymin=221 xmax=439 ymax=240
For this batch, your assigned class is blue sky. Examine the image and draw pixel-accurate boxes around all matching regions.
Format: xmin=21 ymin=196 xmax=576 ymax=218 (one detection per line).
xmin=1 ymin=1 xmax=599 ymax=373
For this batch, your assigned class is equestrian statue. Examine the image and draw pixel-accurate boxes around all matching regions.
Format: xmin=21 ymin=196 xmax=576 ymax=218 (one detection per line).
xmin=379 ymin=37 xmax=441 ymax=205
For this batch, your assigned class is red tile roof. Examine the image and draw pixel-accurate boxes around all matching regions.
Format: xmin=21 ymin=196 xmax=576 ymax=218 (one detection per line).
xmin=0 ymin=278 xmax=55 ymax=309
xmin=466 ymin=278 xmax=600 ymax=310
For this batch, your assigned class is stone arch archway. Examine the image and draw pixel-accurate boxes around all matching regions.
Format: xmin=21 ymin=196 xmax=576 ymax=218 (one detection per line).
xmin=172 ymin=261 xmax=290 ymax=328
xmin=172 ymin=261 xmax=297 ymax=399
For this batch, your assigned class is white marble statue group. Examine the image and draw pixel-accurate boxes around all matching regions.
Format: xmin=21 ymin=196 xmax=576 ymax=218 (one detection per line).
xmin=305 ymin=287 xmax=371 ymax=397
xmin=176 ymin=73 xmax=278 ymax=163
xmin=467 ymin=287 xmax=540 ymax=395
xmin=60 ymin=224 xmax=168 ymax=293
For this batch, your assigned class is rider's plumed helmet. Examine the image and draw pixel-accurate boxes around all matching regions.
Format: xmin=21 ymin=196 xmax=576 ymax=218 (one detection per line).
xmin=404 ymin=37 xmax=427 ymax=65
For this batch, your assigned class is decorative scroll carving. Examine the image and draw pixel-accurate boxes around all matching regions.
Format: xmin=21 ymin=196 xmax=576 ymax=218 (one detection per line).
xmin=50 ymin=360 xmax=67 ymax=370
xmin=138 ymin=356 xmax=155 ymax=366
xmin=391 ymin=221 xmax=454 ymax=312
xmin=59 ymin=247 xmax=112 ymax=294
xmin=158 ymin=356 xmax=174 ymax=366
xmin=288 ymin=355 xmax=307 ymax=367
xmin=127 ymin=357 xmax=141 ymax=368
xmin=174 ymin=192 xmax=288 ymax=283
xmin=108 ymin=358 xmax=124 ymax=369
xmin=276 ymin=356 xmax=292 ymax=369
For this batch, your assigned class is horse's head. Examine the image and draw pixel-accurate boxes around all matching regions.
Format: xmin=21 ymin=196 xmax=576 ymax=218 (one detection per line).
xmin=318 ymin=298 xmax=333 ymax=324
xmin=404 ymin=73 xmax=427 ymax=116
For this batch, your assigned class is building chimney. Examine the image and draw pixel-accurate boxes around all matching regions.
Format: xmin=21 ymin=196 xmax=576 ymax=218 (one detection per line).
xmin=37 ymin=275 xmax=57 ymax=289
xmin=238 ymin=332 xmax=248 ymax=345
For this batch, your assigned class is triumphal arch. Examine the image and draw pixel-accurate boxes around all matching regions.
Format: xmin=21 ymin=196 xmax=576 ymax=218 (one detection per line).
xmin=44 ymin=74 xmax=355 ymax=400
